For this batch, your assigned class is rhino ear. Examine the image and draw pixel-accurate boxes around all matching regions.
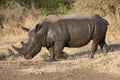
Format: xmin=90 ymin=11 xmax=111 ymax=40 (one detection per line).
xmin=35 ymin=23 xmax=42 ymax=33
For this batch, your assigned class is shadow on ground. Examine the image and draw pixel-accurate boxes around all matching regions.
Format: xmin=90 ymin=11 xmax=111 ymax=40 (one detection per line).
xmin=69 ymin=44 xmax=120 ymax=59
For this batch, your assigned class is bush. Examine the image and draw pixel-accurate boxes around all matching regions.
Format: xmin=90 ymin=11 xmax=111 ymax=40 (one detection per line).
xmin=0 ymin=13 xmax=4 ymax=18
xmin=0 ymin=53 xmax=7 ymax=61
xmin=34 ymin=0 xmax=73 ymax=15
xmin=0 ymin=0 xmax=73 ymax=15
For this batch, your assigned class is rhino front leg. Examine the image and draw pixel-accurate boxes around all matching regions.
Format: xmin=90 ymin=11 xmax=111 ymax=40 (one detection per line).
xmin=47 ymin=41 xmax=67 ymax=61
xmin=54 ymin=41 xmax=67 ymax=60
xmin=47 ymin=47 xmax=56 ymax=61
xmin=61 ymin=51 xmax=68 ymax=60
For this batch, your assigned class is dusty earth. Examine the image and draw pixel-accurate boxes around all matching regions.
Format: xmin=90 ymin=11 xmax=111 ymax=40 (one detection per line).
xmin=0 ymin=61 xmax=120 ymax=80
xmin=0 ymin=32 xmax=120 ymax=80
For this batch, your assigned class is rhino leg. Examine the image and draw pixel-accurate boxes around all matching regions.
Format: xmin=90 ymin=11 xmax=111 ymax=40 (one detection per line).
xmin=47 ymin=47 xmax=56 ymax=61
xmin=103 ymin=44 xmax=108 ymax=55
xmin=47 ymin=41 xmax=65 ymax=61
xmin=61 ymin=51 xmax=68 ymax=60
xmin=54 ymin=41 xmax=65 ymax=60
xmin=99 ymin=39 xmax=108 ymax=56
xmin=89 ymin=40 xmax=99 ymax=59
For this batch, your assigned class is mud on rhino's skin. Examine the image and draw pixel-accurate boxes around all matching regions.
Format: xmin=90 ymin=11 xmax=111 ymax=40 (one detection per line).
xmin=12 ymin=14 xmax=109 ymax=61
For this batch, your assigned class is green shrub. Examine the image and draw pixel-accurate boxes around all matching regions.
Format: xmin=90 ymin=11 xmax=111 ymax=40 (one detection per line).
xmin=0 ymin=0 xmax=73 ymax=15
xmin=0 ymin=13 xmax=4 ymax=18
xmin=0 ymin=53 xmax=7 ymax=61
xmin=34 ymin=0 xmax=72 ymax=15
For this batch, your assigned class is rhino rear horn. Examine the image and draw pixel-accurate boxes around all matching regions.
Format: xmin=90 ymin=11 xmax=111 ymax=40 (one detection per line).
xmin=21 ymin=41 xmax=27 ymax=47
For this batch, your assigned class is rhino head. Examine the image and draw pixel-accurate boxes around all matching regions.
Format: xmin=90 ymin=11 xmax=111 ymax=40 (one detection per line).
xmin=12 ymin=23 xmax=43 ymax=60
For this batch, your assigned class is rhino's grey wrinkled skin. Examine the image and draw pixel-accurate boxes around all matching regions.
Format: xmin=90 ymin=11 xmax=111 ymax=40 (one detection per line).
xmin=12 ymin=14 xmax=109 ymax=61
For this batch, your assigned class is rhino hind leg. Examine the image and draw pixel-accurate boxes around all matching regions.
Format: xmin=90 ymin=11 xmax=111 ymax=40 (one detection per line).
xmin=103 ymin=44 xmax=108 ymax=55
xmin=99 ymin=40 xmax=108 ymax=56
xmin=89 ymin=36 xmax=108 ymax=59
xmin=89 ymin=39 xmax=100 ymax=59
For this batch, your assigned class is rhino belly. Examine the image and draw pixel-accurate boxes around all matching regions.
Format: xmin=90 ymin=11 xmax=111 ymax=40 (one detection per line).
xmin=69 ymin=39 xmax=91 ymax=47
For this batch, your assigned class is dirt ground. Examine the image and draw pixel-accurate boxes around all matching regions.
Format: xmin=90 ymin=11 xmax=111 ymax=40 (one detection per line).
xmin=0 ymin=31 xmax=120 ymax=80
xmin=0 ymin=61 xmax=120 ymax=80
xmin=0 ymin=46 xmax=120 ymax=80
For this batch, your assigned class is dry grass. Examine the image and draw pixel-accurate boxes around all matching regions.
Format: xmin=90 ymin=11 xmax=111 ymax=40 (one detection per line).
xmin=0 ymin=2 xmax=42 ymax=57
xmin=71 ymin=0 xmax=120 ymax=36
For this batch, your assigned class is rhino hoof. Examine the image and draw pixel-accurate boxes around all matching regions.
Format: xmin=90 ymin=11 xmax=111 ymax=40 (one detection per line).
xmin=45 ymin=58 xmax=57 ymax=62
xmin=62 ymin=52 xmax=68 ymax=60
xmin=56 ymin=51 xmax=68 ymax=60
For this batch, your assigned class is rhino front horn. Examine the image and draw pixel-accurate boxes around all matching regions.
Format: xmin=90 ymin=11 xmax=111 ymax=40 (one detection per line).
xmin=12 ymin=45 xmax=23 ymax=54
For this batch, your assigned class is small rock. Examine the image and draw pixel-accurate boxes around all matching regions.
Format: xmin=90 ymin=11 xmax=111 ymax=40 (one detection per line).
xmin=30 ymin=71 xmax=43 ymax=75
xmin=35 ymin=71 xmax=43 ymax=75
